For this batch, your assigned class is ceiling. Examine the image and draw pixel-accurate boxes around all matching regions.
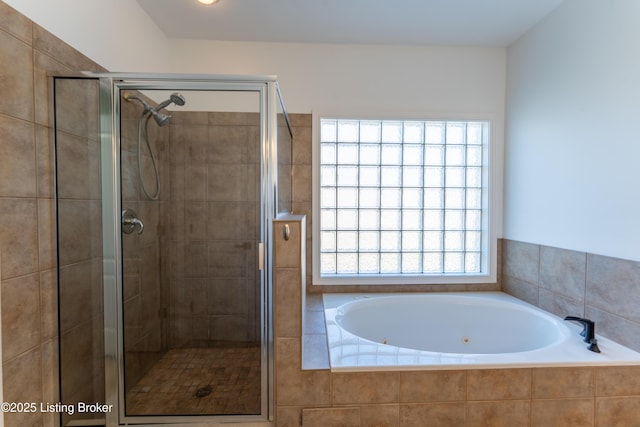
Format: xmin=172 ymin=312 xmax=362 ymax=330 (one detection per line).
xmin=137 ymin=0 xmax=565 ymax=47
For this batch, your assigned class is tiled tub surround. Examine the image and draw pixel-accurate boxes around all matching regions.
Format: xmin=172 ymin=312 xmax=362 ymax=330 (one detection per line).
xmin=502 ymin=239 xmax=640 ymax=353
xmin=274 ymin=221 xmax=640 ymax=425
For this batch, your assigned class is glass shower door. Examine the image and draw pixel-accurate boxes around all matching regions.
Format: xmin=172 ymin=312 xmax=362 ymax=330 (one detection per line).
xmin=117 ymin=87 xmax=266 ymax=421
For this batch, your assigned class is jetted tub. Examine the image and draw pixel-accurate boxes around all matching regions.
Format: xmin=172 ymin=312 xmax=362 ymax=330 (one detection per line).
xmin=323 ymin=292 xmax=640 ymax=371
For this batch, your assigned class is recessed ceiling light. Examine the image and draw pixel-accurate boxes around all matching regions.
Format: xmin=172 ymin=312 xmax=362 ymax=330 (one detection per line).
xmin=198 ymin=0 xmax=219 ymax=4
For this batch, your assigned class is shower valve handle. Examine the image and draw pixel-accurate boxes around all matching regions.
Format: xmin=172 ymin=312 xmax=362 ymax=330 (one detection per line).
xmin=122 ymin=209 xmax=144 ymax=235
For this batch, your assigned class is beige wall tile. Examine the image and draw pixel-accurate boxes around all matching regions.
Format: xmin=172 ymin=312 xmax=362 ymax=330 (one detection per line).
xmin=39 ymin=269 xmax=57 ymax=341
xmin=533 ymin=367 xmax=595 ymax=398
xmin=275 ymin=220 xmax=302 ymax=268
xmin=466 ymin=400 xmax=530 ymax=427
xmin=503 ymin=239 xmax=539 ymax=285
xmin=400 ymin=402 xmax=465 ymax=427
xmin=539 ymin=245 xmax=586 ymax=301
xmin=586 ymin=253 xmax=640 ymax=323
xmin=276 ymin=337 xmax=331 ymax=406
xmin=586 ymin=306 xmax=640 ymax=352
xmin=0 ymin=114 xmax=36 ymax=197
xmin=33 ymin=24 xmax=102 ymax=73
xmin=35 ymin=124 xmax=54 ymax=197
xmin=596 ymin=366 xmax=640 ymax=396
xmin=185 ymin=165 xmax=206 ymax=201
xmin=399 ymin=370 xmax=465 ymax=403
xmin=38 ymin=199 xmax=56 ymax=270
xmin=538 ymin=288 xmax=585 ymax=320
xmin=2 ymin=347 xmax=42 ymax=427
xmin=595 ymin=396 xmax=640 ymax=427
xmin=276 ymin=406 xmax=303 ymax=427
xmin=41 ymin=338 xmax=59 ymax=427
xmin=0 ymin=198 xmax=38 ymax=279
xmin=302 ymin=407 xmax=360 ymax=427
xmin=360 ymin=404 xmax=399 ymax=427
xmin=1 ymin=273 xmax=40 ymax=361
xmin=33 ymin=52 xmax=68 ymax=127
xmin=275 ymin=268 xmax=302 ymax=337
xmin=293 ymin=127 xmax=312 ymax=165
xmin=532 ymin=398 xmax=594 ymax=427
xmin=0 ymin=28 xmax=33 ymax=122
xmin=288 ymin=113 xmax=312 ymax=128
xmin=58 ymin=261 xmax=93 ymax=332
xmin=332 ymin=372 xmax=399 ymax=404
xmin=207 ymin=164 xmax=246 ymax=201
xmin=57 ymin=199 xmax=92 ymax=266
xmin=0 ymin=2 xmax=32 ymax=44
xmin=210 ymin=111 xmax=248 ymax=126
xmin=467 ymin=369 xmax=532 ymax=400
xmin=501 ymin=274 xmax=539 ymax=306
xmin=55 ymin=132 xmax=92 ymax=199
xmin=209 ymin=125 xmax=247 ymax=164
xmin=52 ymin=78 xmax=100 ymax=141
xmin=60 ymin=321 xmax=100 ymax=405
xmin=292 ymin=164 xmax=312 ymax=203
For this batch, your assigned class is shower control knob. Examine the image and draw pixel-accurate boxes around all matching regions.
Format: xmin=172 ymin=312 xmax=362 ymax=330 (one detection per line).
xmin=122 ymin=209 xmax=144 ymax=235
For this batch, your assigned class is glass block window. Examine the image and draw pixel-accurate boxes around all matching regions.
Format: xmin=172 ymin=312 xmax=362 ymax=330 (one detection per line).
xmin=316 ymin=118 xmax=490 ymax=282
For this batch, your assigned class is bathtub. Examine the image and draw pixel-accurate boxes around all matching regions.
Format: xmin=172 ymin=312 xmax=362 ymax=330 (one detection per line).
xmin=322 ymin=292 xmax=640 ymax=371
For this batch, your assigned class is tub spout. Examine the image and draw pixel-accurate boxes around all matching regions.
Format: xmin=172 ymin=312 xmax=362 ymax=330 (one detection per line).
xmin=564 ymin=316 xmax=601 ymax=353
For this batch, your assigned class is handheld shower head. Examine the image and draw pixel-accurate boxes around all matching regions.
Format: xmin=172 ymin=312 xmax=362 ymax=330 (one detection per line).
xmin=124 ymin=93 xmax=152 ymax=111
xmin=154 ymin=92 xmax=186 ymax=111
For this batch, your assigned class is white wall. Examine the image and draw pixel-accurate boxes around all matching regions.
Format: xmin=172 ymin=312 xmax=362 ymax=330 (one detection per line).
xmin=168 ymin=39 xmax=506 ymax=116
xmin=2 ymin=0 xmax=169 ymax=71
xmin=505 ymin=0 xmax=640 ymax=261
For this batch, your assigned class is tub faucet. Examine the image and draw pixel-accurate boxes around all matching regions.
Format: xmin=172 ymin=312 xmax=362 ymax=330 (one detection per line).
xmin=564 ymin=316 xmax=601 ymax=353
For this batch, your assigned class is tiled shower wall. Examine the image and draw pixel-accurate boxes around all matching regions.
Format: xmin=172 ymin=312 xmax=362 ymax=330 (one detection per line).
xmin=120 ymin=93 xmax=170 ymax=391
xmin=167 ymin=111 xmax=262 ymax=347
xmin=0 ymin=3 xmax=105 ymax=426
xmin=502 ymin=239 xmax=640 ymax=353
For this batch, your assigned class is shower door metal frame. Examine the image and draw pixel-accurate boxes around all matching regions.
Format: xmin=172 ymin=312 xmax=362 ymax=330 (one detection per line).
xmin=96 ymin=73 xmax=280 ymax=426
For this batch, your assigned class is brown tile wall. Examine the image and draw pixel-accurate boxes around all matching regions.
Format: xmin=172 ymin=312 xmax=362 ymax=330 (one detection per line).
xmin=0 ymin=2 xmax=106 ymax=427
xmin=167 ymin=111 xmax=262 ymax=347
xmin=502 ymin=239 xmax=640 ymax=353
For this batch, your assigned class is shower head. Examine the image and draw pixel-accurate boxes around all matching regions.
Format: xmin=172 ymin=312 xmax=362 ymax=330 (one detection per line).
xmin=154 ymin=92 xmax=186 ymax=111
xmin=149 ymin=109 xmax=171 ymax=127
xmin=124 ymin=91 xmax=184 ymax=126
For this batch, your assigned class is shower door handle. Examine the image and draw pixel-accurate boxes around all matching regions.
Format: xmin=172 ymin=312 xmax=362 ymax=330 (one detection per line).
xmin=122 ymin=209 xmax=144 ymax=234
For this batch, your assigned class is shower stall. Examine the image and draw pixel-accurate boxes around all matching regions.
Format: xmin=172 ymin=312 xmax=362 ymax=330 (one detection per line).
xmin=53 ymin=73 xmax=292 ymax=426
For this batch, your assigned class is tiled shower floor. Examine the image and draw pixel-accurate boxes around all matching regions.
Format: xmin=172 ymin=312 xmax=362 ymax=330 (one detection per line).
xmin=125 ymin=346 xmax=261 ymax=416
